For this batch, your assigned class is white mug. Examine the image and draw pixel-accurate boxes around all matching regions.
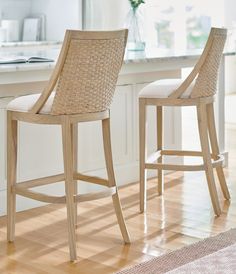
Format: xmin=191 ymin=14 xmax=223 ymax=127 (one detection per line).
xmin=1 ymin=20 xmax=20 ymax=42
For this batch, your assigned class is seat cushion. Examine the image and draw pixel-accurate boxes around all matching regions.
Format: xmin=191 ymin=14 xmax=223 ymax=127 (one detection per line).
xmin=7 ymin=93 xmax=55 ymax=114
xmin=139 ymin=79 xmax=195 ymax=99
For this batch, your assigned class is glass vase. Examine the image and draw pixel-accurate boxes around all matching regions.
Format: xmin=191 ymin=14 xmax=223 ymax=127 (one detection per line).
xmin=124 ymin=7 xmax=145 ymax=51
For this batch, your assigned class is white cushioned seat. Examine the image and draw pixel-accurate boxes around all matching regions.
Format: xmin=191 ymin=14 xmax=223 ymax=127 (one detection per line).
xmin=139 ymin=79 xmax=195 ymax=99
xmin=7 ymin=92 xmax=55 ymax=114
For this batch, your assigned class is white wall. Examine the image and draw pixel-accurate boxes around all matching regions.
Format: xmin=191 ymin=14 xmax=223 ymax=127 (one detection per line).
xmin=0 ymin=0 xmax=31 ymax=21
xmin=224 ymin=0 xmax=236 ymax=94
xmin=30 ymin=0 xmax=82 ymax=41
xmin=84 ymin=0 xmax=129 ymax=30
xmin=224 ymin=0 xmax=236 ymax=28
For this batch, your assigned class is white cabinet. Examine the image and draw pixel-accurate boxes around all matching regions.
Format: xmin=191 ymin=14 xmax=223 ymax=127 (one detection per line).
xmin=0 ymin=97 xmax=13 ymax=192
xmin=111 ymin=85 xmax=133 ymax=166
xmin=0 ymin=108 xmax=6 ymax=191
xmin=18 ymin=123 xmax=63 ymax=181
xmin=78 ymin=85 xmax=133 ymax=172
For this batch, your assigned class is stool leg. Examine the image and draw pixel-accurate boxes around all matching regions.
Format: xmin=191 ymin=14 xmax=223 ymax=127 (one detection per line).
xmin=71 ymin=123 xmax=78 ymax=226
xmin=206 ymin=103 xmax=230 ymax=200
xmin=197 ymin=104 xmax=221 ymax=216
xmin=157 ymin=106 xmax=163 ymax=195
xmin=7 ymin=112 xmax=17 ymax=242
xmin=139 ymin=98 xmax=147 ymax=212
xmin=102 ymin=118 xmax=130 ymax=244
xmin=62 ymin=117 xmax=77 ymax=261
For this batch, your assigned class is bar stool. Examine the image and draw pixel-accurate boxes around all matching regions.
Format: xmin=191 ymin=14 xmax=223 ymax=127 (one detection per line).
xmin=139 ymin=27 xmax=230 ymax=216
xmin=7 ymin=29 xmax=130 ymax=261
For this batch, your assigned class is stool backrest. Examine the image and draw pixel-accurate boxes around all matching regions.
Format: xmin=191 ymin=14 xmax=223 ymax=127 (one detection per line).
xmin=168 ymin=28 xmax=227 ymax=99
xmin=31 ymin=29 xmax=128 ymax=115
xmin=190 ymin=27 xmax=227 ymax=98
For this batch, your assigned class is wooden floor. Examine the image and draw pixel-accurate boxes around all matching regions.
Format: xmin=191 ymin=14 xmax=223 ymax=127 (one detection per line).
xmin=0 ymin=126 xmax=236 ymax=273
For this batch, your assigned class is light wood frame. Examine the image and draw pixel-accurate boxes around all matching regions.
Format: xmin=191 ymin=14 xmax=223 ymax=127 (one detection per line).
xmin=7 ymin=29 xmax=130 ymax=262
xmin=139 ymin=28 xmax=230 ymax=216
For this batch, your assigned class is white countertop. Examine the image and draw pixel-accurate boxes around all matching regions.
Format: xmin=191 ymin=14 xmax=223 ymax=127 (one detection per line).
xmin=0 ymin=44 xmax=235 ymax=74
xmin=0 ymin=45 xmax=204 ymax=73
xmin=0 ymin=41 xmax=61 ymax=48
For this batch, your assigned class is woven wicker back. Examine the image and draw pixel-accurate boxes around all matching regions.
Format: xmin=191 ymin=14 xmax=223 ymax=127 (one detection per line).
xmin=50 ymin=30 xmax=127 ymax=115
xmin=190 ymin=28 xmax=227 ymax=98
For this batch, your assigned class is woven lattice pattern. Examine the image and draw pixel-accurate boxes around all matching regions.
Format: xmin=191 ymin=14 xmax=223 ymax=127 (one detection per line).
xmin=190 ymin=29 xmax=227 ymax=98
xmin=51 ymin=37 xmax=125 ymax=115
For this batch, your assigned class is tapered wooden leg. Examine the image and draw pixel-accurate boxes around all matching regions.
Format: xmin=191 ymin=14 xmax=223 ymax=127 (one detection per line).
xmin=197 ymin=104 xmax=221 ymax=216
xmin=139 ymin=98 xmax=147 ymax=213
xmin=206 ymin=103 xmax=230 ymax=200
xmin=7 ymin=111 xmax=18 ymax=242
xmin=71 ymin=123 xmax=78 ymax=226
xmin=102 ymin=118 xmax=130 ymax=244
xmin=157 ymin=106 xmax=164 ymax=195
xmin=62 ymin=117 xmax=77 ymax=261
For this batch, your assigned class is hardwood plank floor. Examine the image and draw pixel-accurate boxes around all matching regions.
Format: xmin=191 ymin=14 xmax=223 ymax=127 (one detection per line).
xmin=0 ymin=126 xmax=236 ymax=273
